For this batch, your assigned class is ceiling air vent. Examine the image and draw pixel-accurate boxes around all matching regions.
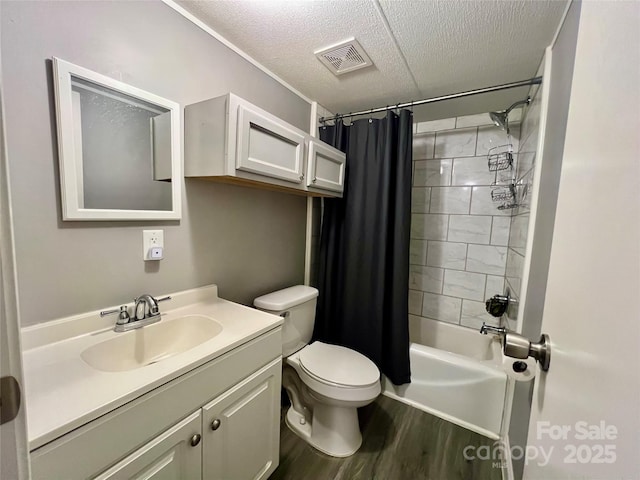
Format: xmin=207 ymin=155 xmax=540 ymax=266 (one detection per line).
xmin=315 ymin=38 xmax=373 ymax=76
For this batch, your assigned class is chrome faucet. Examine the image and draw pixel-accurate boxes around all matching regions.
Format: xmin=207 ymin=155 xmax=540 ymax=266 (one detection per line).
xmin=134 ymin=293 xmax=160 ymax=321
xmin=479 ymin=322 xmax=506 ymax=336
xmin=100 ymin=294 xmax=171 ymax=332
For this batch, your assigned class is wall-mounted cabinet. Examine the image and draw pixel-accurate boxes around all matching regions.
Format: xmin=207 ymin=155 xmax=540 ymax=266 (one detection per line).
xmin=307 ymin=139 xmax=346 ymax=193
xmin=236 ymin=103 xmax=306 ymax=184
xmin=185 ymin=93 xmax=345 ymax=197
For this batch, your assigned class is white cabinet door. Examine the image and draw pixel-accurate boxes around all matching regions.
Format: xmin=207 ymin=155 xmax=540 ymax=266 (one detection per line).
xmin=94 ymin=411 xmax=202 ymax=480
xmin=236 ymin=104 xmax=306 ymax=184
xmin=306 ymin=139 xmax=345 ymax=193
xmin=202 ymin=359 xmax=282 ymax=480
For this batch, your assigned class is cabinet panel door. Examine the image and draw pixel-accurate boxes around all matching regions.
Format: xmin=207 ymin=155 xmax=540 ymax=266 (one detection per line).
xmin=202 ymin=359 xmax=282 ymax=480
xmin=307 ymin=140 xmax=346 ymax=193
xmin=94 ymin=411 xmax=202 ymax=480
xmin=236 ymin=105 xmax=305 ymax=183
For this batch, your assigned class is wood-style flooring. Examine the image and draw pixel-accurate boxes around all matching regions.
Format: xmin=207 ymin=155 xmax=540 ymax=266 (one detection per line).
xmin=271 ymin=395 xmax=503 ymax=480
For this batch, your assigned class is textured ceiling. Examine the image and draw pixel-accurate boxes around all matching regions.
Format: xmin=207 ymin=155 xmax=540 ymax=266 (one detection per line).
xmin=176 ymin=0 xmax=568 ymax=121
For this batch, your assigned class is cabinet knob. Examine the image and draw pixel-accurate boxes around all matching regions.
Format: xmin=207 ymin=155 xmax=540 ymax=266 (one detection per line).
xmin=190 ymin=434 xmax=201 ymax=447
xmin=211 ymin=419 xmax=221 ymax=431
xmin=299 ymin=175 xmax=304 ymax=180
xmin=312 ymin=177 xmax=317 ymax=183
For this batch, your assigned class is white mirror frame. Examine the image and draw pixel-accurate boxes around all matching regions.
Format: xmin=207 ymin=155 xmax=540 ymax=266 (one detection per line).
xmin=52 ymin=57 xmax=182 ymax=221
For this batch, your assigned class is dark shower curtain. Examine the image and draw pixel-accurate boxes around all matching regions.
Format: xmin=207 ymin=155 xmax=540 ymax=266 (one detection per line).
xmin=313 ymin=110 xmax=412 ymax=385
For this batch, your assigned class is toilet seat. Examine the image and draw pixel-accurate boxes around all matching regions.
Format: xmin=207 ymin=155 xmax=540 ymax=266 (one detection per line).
xmin=286 ymin=342 xmax=381 ymax=403
xmin=298 ymin=342 xmax=380 ymax=388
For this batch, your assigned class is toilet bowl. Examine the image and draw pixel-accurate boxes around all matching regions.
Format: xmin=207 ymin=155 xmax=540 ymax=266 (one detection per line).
xmin=254 ymin=286 xmax=380 ymax=457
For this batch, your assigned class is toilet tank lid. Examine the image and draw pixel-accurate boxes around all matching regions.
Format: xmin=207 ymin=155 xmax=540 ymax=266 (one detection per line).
xmin=254 ymin=285 xmax=319 ymax=311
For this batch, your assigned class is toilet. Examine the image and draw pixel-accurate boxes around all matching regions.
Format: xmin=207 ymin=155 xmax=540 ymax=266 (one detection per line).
xmin=254 ymin=285 xmax=381 ymax=457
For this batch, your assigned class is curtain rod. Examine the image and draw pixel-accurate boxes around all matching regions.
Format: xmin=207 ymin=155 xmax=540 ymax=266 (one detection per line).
xmin=319 ymin=76 xmax=542 ymax=124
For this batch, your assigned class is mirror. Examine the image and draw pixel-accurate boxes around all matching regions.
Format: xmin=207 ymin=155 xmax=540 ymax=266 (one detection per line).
xmin=52 ymin=57 xmax=181 ymax=220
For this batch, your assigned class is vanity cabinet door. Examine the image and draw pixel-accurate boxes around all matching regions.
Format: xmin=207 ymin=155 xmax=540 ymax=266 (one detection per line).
xmin=306 ymin=139 xmax=346 ymax=194
xmin=202 ymin=359 xmax=282 ymax=480
xmin=94 ymin=411 xmax=202 ymax=480
xmin=235 ymin=104 xmax=306 ymax=184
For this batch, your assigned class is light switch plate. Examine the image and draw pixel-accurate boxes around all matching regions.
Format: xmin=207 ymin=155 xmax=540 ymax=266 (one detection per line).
xmin=143 ymin=230 xmax=164 ymax=261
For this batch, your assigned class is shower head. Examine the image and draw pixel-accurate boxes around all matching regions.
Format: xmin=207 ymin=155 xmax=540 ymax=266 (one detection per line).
xmin=489 ymin=96 xmax=531 ymax=131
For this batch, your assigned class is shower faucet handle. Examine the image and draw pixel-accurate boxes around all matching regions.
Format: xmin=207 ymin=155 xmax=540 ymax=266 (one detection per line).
xmin=485 ymin=294 xmax=510 ymax=318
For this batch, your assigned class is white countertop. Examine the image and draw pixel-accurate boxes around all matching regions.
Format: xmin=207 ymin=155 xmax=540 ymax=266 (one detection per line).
xmin=21 ymin=285 xmax=282 ymax=450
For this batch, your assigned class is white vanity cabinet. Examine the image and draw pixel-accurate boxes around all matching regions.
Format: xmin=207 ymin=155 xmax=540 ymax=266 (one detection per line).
xmin=202 ymin=360 xmax=281 ymax=480
xmin=185 ymin=93 xmax=346 ymax=197
xmin=29 ymin=328 xmax=283 ymax=480
xmin=93 ymin=360 xmax=281 ymax=480
xmin=94 ymin=411 xmax=203 ymax=480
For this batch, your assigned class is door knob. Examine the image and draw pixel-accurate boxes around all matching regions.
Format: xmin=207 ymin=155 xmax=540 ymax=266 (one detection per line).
xmin=503 ymin=330 xmax=551 ymax=372
xmin=211 ymin=419 xmax=221 ymax=431
xmin=479 ymin=323 xmax=551 ymax=372
xmin=190 ymin=434 xmax=201 ymax=447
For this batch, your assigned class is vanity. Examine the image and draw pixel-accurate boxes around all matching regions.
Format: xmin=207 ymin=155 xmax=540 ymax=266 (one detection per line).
xmin=22 ymin=285 xmax=283 ymax=480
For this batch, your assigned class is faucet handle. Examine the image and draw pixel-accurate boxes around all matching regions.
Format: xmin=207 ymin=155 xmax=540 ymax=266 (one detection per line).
xmin=133 ymin=295 xmax=171 ymax=304
xmin=149 ymin=295 xmax=171 ymax=315
xmin=485 ymin=294 xmax=510 ymax=317
xmin=100 ymin=305 xmax=131 ymax=325
xmin=115 ymin=306 xmax=131 ymax=325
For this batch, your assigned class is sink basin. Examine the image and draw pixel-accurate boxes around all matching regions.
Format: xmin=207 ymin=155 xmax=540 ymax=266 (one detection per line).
xmin=81 ymin=315 xmax=223 ymax=372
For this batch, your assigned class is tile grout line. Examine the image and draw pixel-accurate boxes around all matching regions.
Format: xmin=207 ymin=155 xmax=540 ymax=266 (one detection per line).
xmin=463 ymin=242 xmax=469 ymax=271
xmin=474 ymin=126 xmax=479 ymax=156
xmin=489 ymin=216 xmax=495 ymax=245
xmin=430 ymin=132 xmax=435 ymax=159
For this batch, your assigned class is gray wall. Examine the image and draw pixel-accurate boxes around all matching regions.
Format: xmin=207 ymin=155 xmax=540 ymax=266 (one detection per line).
xmin=2 ymin=1 xmax=311 ymax=326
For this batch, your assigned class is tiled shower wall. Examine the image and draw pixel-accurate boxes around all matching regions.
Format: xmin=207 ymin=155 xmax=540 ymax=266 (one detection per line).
xmin=408 ymin=111 xmax=522 ymax=335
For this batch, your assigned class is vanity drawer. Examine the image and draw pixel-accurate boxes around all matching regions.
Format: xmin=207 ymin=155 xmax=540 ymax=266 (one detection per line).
xmin=29 ymin=327 xmax=282 ymax=480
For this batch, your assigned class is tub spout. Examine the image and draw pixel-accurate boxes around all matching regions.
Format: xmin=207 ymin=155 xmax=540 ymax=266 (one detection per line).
xmin=480 ymin=323 xmax=506 ymax=337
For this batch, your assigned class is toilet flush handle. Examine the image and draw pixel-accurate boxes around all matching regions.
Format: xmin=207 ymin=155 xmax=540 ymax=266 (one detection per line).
xmin=280 ymin=311 xmax=290 ymax=319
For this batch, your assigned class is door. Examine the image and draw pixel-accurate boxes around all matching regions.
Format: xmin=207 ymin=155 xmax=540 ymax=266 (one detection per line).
xmin=522 ymin=3 xmax=640 ymax=478
xmin=94 ymin=411 xmax=202 ymax=480
xmin=202 ymin=359 xmax=281 ymax=480
xmin=306 ymin=139 xmax=346 ymax=194
xmin=0 ymin=52 xmax=30 ymax=480
xmin=236 ymin=104 xmax=306 ymax=184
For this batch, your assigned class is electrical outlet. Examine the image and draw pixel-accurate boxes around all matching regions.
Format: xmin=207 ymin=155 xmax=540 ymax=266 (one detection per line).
xmin=143 ymin=230 xmax=164 ymax=261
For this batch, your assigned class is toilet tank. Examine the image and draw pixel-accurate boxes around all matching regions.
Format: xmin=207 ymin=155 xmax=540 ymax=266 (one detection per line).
xmin=254 ymin=285 xmax=319 ymax=356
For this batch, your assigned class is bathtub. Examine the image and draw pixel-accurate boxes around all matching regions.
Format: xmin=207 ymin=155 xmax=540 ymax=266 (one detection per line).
xmin=382 ymin=319 xmax=507 ymax=439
